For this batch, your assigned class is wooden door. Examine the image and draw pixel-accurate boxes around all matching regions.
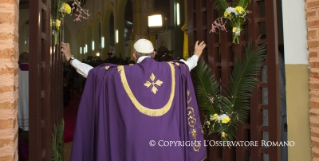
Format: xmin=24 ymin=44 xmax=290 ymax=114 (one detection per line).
xmin=29 ymin=0 xmax=64 ymax=159
xmin=187 ymin=0 xmax=280 ymax=160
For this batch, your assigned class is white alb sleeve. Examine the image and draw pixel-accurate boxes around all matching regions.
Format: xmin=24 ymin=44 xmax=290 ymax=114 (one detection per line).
xmin=71 ymin=59 xmax=94 ymax=78
xmin=179 ymin=55 xmax=199 ymax=72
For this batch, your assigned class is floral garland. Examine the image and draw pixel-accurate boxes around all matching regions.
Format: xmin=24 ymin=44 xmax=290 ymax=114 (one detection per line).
xmin=210 ymin=0 xmax=251 ymax=44
xmin=53 ymin=0 xmax=90 ymax=44
xmin=192 ymin=39 xmax=265 ymax=143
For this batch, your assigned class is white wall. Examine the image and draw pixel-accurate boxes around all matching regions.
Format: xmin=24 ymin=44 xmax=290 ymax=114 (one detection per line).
xmin=282 ymin=0 xmax=308 ymax=65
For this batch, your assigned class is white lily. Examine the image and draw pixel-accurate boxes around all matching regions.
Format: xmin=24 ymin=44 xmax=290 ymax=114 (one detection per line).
xmin=217 ymin=114 xmax=230 ymax=123
xmin=225 ymin=7 xmax=239 ymax=16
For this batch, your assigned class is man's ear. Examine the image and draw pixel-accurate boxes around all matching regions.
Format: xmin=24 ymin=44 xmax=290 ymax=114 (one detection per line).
xmin=133 ymin=53 xmax=137 ymax=62
xmin=153 ymin=51 xmax=156 ymax=57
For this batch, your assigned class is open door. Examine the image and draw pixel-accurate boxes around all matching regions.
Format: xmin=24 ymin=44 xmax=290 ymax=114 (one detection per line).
xmin=29 ymin=0 xmax=64 ymax=159
xmin=187 ymin=0 xmax=280 ymax=160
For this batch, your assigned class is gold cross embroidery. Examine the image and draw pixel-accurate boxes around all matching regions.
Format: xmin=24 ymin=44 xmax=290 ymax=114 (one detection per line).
xmin=144 ymin=73 xmax=163 ymax=94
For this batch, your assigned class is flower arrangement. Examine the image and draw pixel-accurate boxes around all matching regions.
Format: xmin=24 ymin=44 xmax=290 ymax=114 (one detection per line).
xmin=210 ymin=0 xmax=251 ymax=44
xmin=53 ymin=0 xmax=90 ymax=44
xmin=192 ymin=39 xmax=266 ymax=143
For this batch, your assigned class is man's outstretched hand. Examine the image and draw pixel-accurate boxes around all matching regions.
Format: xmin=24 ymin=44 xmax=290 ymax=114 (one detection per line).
xmin=61 ymin=42 xmax=72 ymax=61
xmin=194 ymin=41 xmax=206 ymax=57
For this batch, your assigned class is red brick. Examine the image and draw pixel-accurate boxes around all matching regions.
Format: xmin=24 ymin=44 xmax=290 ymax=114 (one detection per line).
xmin=0 ymin=49 xmax=14 ymax=59
xmin=310 ymin=52 xmax=318 ymax=57
xmin=0 ymin=33 xmax=18 ymax=42
xmin=307 ymin=19 xmax=319 ymax=27
xmin=0 ymin=85 xmax=14 ymax=93
xmin=312 ymin=73 xmax=319 ymax=79
xmin=308 ymin=41 xmax=319 ymax=48
xmin=310 ymin=100 xmax=319 ymax=108
xmin=310 ymin=62 xmax=319 ymax=68
xmin=308 ymin=30 xmax=317 ymax=39
xmin=0 ymin=13 xmax=15 ymax=24
xmin=313 ymin=151 xmax=319 ymax=159
xmin=311 ymin=122 xmax=319 ymax=128
xmin=0 ymin=138 xmax=13 ymax=148
xmin=0 ymin=68 xmax=18 ymax=76
xmin=307 ymin=11 xmax=317 ymax=18
xmin=0 ymin=119 xmax=14 ymax=130
xmin=0 ymin=100 xmax=17 ymax=110
xmin=0 ymin=155 xmax=13 ymax=161
xmin=312 ymin=131 xmax=319 ymax=138
xmin=0 ymin=0 xmax=15 ymax=4
xmin=307 ymin=1 xmax=319 ymax=9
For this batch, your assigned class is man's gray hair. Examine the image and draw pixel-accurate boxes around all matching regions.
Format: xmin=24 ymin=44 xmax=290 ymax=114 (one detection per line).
xmin=133 ymin=49 xmax=153 ymax=58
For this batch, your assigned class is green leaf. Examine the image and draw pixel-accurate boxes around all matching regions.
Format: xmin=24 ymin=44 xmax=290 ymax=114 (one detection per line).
xmin=191 ymin=38 xmax=266 ymax=142
xmin=191 ymin=57 xmax=220 ymax=113
xmin=234 ymin=0 xmax=251 ymax=8
xmin=51 ymin=119 xmax=65 ymax=161
xmin=214 ymin=0 xmax=229 ymax=14
xmin=228 ymin=39 xmax=266 ymax=112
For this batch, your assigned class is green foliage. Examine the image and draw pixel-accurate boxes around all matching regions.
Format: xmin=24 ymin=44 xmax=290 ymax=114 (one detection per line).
xmin=235 ymin=0 xmax=251 ymax=8
xmin=51 ymin=119 xmax=65 ymax=161
xmin=214 ymin=0 xmax=229 ymax=14
xmin=191 ymin=58 xmax=220 ymax=114
xmin=192 ymin=39 xmax=266 ymax=142
xmin=56 ymin=0 xmax=63 ymax=20
xmin=211 ymin=0 xmax=251 ymax=44
xmin=228 ymin=39 xmax=266 ymax=112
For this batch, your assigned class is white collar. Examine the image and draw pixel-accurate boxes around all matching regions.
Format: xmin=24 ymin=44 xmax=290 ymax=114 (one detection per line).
xmin=137 ymin=56 xmax=151 ymax=63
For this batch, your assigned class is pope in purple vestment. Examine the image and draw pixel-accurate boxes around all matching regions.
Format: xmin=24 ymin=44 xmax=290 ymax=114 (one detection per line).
xmin=69 ymin=40 xmax=207 ymax=161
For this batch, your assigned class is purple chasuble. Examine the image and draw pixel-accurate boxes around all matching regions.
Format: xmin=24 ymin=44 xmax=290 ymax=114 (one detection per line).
xmin=19 ymin=64 xmax=29 ymax=71
xmin=71 ymin=58 xmax=207 ymax=161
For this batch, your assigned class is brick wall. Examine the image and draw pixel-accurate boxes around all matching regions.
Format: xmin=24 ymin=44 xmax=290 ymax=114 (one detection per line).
xmin=306 ymin=0 xmax=319 ymax=160
xmin=0 ymin=0 xmax=19 ymax=160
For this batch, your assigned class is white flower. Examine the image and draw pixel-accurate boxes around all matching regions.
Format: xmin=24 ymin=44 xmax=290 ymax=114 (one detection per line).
xmin=225 ymin=7 xmax=239 ymax=16
xmin=217 ymin=114 xmax=230 ymax=123
xmin=235 ymin=27 xmax=241 ymax=36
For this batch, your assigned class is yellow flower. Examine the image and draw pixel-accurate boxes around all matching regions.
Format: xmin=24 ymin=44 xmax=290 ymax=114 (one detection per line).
xmin=224 ymin=11 xmax=229 ymax=17
xmin=235 ymin=6 xmax=244 ymax=14
xmin=61 ymin=3 xmax=71 ymax=14
xmin=222 ymin=132 xmax=226 ymax=138
xmin=233 ymin=27 xmax=237 ymax=33
xmin=56 ymin=19 xmax=61 ymax=29
xmin=210 ymin=114 xmax=218 ymax=121
xmin=221 ymin=117 xmax=230 ymax=124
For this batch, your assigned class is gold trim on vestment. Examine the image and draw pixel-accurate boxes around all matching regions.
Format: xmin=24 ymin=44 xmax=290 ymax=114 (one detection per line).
xmin=187 ymin=90 xmax=201 ymax=152
xmin=117 ymin=62 xmax=176 ymax=117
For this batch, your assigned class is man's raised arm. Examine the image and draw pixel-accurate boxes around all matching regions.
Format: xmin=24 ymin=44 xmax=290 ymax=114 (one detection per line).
xmin=61 ymin=42 xmax=93 ymax=78
xmin=180 ymin=40 xmax=206 ymax=71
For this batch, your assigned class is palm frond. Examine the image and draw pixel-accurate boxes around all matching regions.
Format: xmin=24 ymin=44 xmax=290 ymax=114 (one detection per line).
xmin=58 ymin=120 xmax=64 ymax=160
xmin=51 ymin=119 xmax=65 ymax=161
xmin=191 ymin=57 xmax=220 ymax=113
xmin=191 ymin=38 xmax=265 ymax=142
xmin=51 ymin=126 xmax=59 ymax=161
xmin=234 ymin=0 xmax=251 ymax=8
xmin=214 ymin=0 xmax=229 ymax=14
xmin=228 ymin=39 xmax=266 ymax=114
